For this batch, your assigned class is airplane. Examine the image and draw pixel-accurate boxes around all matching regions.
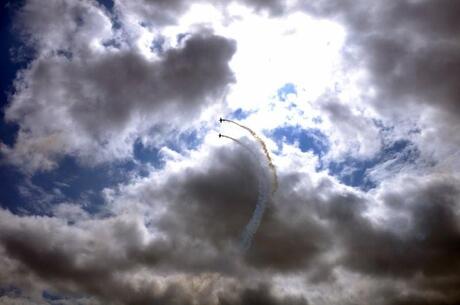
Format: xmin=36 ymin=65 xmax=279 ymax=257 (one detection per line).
xmin=219 ymin=117 xmax=223 ymax=123
xmin=219 ymin=133 xmax=222 ymax=138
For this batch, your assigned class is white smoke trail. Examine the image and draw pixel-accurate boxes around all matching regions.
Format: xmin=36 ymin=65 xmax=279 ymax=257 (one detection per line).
xmin=222 ymin=119 xmax=278 ymax=196
xmin=219 ymin=134 xmax=270 ymax=251
xmin=239 ymin=164 xmax=269 ymax=251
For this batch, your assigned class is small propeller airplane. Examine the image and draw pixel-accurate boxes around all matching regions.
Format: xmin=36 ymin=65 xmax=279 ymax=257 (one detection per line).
xmin=219 ymin=118 xmax=224 ymax=137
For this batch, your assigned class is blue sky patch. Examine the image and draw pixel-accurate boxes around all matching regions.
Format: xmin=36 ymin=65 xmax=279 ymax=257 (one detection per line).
xmin=230 ymin=108 xmax=250 ymax=120
xmin=135 ymin=128 xmax=202 ymax=164
xmin=0 ymin=126 xmax=204 ymax=215
xmin=27 ymin=156 xmax=139 ymax=215
xmin=96 ymin=0 xmax=114 ymax=12
xmin=0 ymin=164 xmax=28 ymax=214
xmin=328 ymin=157 xmax=379 ymax=190
xmin=0 ymin=1 xmax=31 ymax=147
xmin=328 ymin=140 xmax=420 ymax=191
xmin=177 ymin=33 xmax=190 ymax=44
xmin=151 ymin=35 xmax=165 ymax=54
xmin=166 ymin=129 xmax=202 ymax=153
xmin=133 ymin=139 xmax=163 ymax=169
xmin=96 ymin=0 xmax=123 ymax=31
xmin=277 ymin=83 xmax=297 ymax=101
xmin=102 ymin=38 xmax=122 ymax=49
xmin=269 ymin=125 xmax=329 ymax=157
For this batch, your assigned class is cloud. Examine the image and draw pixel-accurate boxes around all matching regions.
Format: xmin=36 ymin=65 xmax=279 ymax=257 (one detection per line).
xmin=218 ymin=283 xmax=309 ymax=305
xmin=129 ymin=137 xmax=460 ymax=303
xmin=316 ymin=93 xmax=381 ymax=159
xmin=115 ymin=0 xmax=295 ymax=26
xmin=1 ymin=137 xmax=460 ymax=304
xmin=14 ymin=0 xmax=113 ymax=54
xmin=357 ymin=176 xmax=460 ymax=278
xmin=1 ymin=0 xmax=460 ymax=304
xmin=0 ymin=209 xmax=214 ymax=305
xmin=0 ymin=206 xmax=311 ymax=305
xmin=0 ymin=296 xmax=47 ymax=305
xmin=0 ymin=137 xmax=326 ymax=303
xmin=3 ymin=0 xmax=236 ymax=172
xmin=302 ymin=0 xmax=460 ymax=161
xmin=102 ymin=139 xmax=325 ymax=273
xmin=333 ymin=175 xmax=460 ymax=303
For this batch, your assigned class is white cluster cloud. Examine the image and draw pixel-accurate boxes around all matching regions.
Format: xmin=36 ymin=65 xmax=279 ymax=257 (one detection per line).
xmin=3 ymin=0 xmax=236 ymax=172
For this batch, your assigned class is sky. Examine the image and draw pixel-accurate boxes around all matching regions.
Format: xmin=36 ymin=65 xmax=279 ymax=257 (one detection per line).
xmin=0 ymin=0 xmax=460 ymax=304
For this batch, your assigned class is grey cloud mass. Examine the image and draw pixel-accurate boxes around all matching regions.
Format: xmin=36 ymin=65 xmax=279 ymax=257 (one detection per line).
xmin=3 ymin=139 xmax=460 ymax=304
xmin=157 ymin=143 xmax=331 ymax=273
xmin=116 ymin=0 xmax=291 ymax=25
xmin=305 ymin=0 xmax=460 ymax=119
xmin=65 ymin=33 xmax=236 ymax=136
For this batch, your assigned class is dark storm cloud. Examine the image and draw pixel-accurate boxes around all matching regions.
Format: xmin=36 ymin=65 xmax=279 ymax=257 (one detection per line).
xmin=362 ymin=179 xmax=460 ymax=278
xmin=218 ymin=283 xmax=309 ymax=305
xmin=0 ymin=137 xmax=322 ymax=303
xmin=244 ymin=172 xmax=332 ymax=273
xmin=108 ymin=139 xmax=460 ymax=302
xmin=160 ymin=146 xmax=260 ymax=246
xmin=157 ymin=142 xmax=332 ymax=273
xmin=153 ymin=143 xmax=460 ymax=303
xmin=0 ymin=142 xmax=326 ymax=303
xmin=0 ymin=209 xmax=310 ymax=305
xmin=1 ymin=142 xmax=460 ymax=304
xmin=0 ymin=212 xmax=174 ymax=305
xmin=326 ymin=177 xmax=460 ymax=303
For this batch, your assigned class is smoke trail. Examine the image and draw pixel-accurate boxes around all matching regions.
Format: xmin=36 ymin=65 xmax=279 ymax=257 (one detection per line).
xmin=219 ymin=134 xmax=269 ymax=251
xmin=219 ymin=134 xmax=255 ymax=155
xmin=222 ymin=119 xmax=278 ymax=196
